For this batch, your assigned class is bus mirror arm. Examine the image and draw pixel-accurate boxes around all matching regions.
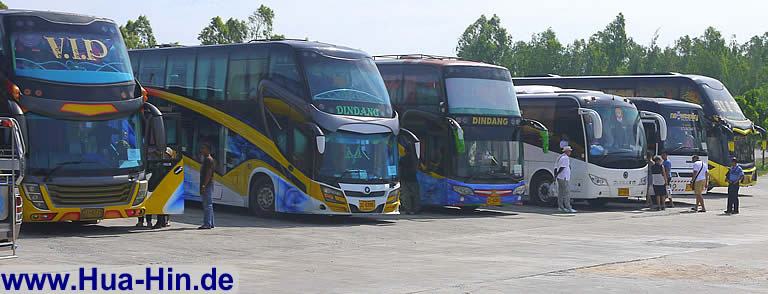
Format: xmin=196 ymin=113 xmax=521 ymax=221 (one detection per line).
xmin=640 ymin=111 xmax=667 ymax=142
xmin=399 ymin=128 xmax=421 ymax=160
xmin=304 ymin=123 xmax=325 ymax=155
xmin=446 ymin=117 xmax=465 ymax=154
xmin=522 ymin=118 xmax=548 ymax=132
xmin=578 ymin=108 xmax=603 ymax=140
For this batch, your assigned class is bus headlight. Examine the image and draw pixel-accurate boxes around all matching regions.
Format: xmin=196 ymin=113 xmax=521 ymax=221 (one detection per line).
xmin=23 ymin=184 xmax=48 ymax=210
xmin=589 ymin=174 xmax=608 ymax=186
xmin=640 ymin=176 xmax=647 ymax=186
xmin=321 ymin=186 xmax=346 ymax=204
xmin=387 ymin=188 xmax=400 ymax=203
xmin=133 ymin=180 xmax=149 ymax=206
xmin=452 ymin=185 xmax=474 ymax=196
xmin=513 ymin=184 xmax=527 ymax=195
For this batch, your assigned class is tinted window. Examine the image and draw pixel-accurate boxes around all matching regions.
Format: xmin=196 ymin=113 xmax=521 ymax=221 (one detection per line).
xmin=227 ymin=47 xmax=268 ymax=101
xmin=403 ymin=66 xmax=441 ymax=105
xmin=166 ymin=52 xmax=195 ymax=96
xmin=138 ymin=54 xmax=166 ymax=86
xmin=378 ymin=65 xmax=403 ymax=104
xmin=269 ymin=47 xmax=304 ymax=97
xmin=195 ymin=50 xmax=228 ymax=101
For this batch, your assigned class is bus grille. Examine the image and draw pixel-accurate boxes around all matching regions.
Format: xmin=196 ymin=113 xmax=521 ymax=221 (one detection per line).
xmin=344 ymin=190 xmax=386 ymax=198
xmin=47 ymin=183 xmax=135 ymax=207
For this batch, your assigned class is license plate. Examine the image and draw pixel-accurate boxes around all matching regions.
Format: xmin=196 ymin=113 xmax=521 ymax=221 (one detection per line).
xmin=618 ymin=188 xmax=630 ymax=197
xmin=486 ymin=196 xmax=501 ymax=206
xmin=685 ymin=184 xmax=693 ymax=191
xmin=359 ymin=200 xmax=375 ymax=212
xmin=80 ymin=208 xmax=104 ymax=220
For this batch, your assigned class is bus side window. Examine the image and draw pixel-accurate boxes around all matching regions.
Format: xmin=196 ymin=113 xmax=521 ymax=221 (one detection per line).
xmin=268 ymin=47 xmax=304 ymax=98
xmin=195 ymin=51 xmax=228 ymax=101
xmin=166 ymin=53 xmax=196 ymax=97
xmin=378 ymin=65 xmax=404 ymax=105
xmin=138 ymin=54 xmax=167 ymax=87
xmin=291 ymin=128 xmax=310 ymax=173
xmin=227 ymin=47 xmax=268 ymax=101
xmin=555 ymin=102 xmax=585 ymax=159
xmin=403 ymin=66 xmax=441 ymax=107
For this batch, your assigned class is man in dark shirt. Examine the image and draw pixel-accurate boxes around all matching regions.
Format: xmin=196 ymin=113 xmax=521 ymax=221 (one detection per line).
xmin=199 ymin=143 xmax=215 ymax=229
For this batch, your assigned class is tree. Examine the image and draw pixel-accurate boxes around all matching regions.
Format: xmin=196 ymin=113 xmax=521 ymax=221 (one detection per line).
xmin=0 ymin=1 xmax=7 ymax=9
xmin=198 ymin=16 xmax=249 ymax=45
xmin=247 ymin=5 xmax=275 ymax=40
xmin=120 ymin=15 xmax=157 ymax=49
xmin=456 ymin=14 xmax=512 ymax=66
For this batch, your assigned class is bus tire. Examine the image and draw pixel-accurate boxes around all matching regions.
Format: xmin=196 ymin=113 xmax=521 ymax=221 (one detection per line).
xmin=250 ymin=176 xmax=276 ymax=217
xmin=531 ymin=172 xmax=556 ymax=206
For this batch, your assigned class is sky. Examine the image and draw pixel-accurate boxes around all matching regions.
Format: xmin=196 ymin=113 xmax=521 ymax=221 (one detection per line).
xmin=7 ymin=0 xmax=768 ymax=56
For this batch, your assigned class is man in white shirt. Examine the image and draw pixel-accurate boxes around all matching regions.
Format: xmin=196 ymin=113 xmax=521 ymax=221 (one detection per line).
xmin=690 ymin=155 xmax=708 ymax=212
xmin=555 ymin=146 xmax=575 ymax=213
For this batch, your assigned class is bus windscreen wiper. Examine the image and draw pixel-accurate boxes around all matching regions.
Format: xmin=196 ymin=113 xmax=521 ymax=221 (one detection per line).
xmin=44 ymin=161 xmax=95 ymax=182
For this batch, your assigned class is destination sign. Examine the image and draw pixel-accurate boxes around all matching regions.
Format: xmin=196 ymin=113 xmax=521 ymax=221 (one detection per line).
xmin=669 ymin=111 xmax=699 ymax=122
xmin=455 ymin=116 xmax=517 ymax=126
xmin=334 ymin=105 xmax=381 ymax=117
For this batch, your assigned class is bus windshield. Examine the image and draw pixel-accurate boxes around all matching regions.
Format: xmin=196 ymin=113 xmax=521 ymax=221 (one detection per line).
xmin=661 ymin=108 xmax=706 ymax=155
xmin=318 ymin=132 xmax=398 ymax=184
xmin=302 ymin=52 xmax=392 ymax=118
xmin=702 ymin=84 xmax=746 ymax=121
xmin=456 ymin=140 xmax=522 ymax=180
xmin=445 ymin=66 xmax=520 ymax=116
xmin=26 ymin=113 xmax=143 ymax=176
xmin=587 ymin=105 xmax=647 ymax=169
xmin=8 ymin=15 xmax=133 ymax=84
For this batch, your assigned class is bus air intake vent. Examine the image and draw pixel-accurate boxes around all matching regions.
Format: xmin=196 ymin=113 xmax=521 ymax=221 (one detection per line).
xmin=47 ymin=183 xmax=134 ymax=207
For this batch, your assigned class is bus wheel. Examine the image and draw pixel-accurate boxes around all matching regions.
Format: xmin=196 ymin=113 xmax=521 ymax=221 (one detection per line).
xmin=250 ymin=177 xmax=276 ymax=217
xmin=531 ymin=174 xmax=555 ymax=206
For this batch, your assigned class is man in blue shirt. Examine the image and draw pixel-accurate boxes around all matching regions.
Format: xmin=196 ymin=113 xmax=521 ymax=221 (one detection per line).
xmin=661 ymin=152 xmax=674 ymax=208
xmin=725 ymin=157 xmax=744 ymax=214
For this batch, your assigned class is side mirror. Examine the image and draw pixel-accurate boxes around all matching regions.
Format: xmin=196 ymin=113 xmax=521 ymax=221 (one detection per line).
xmin=399 ymin=128 xmax=421 ymax=160
xmin=523 ymin=118 xmax=549 ymax=153
xmin=578 ymin=108 xmax=603 ymax=139
xmin=439 ymin=101 xmax=448 ymax=114
xmin=640 ymin=111 xmax=668 ymax=142
xmin=446 ymin=117 xmax=465 ymax=153
xmin=144 ymin=103 xmax=166 ymax=152
xmin=305 ymin=122 xmax=325 ymax=155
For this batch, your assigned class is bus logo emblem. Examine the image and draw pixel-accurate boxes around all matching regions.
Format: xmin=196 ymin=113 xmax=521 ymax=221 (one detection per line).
xmin=364 ymin=187 xmax=371 ymax=194
xmin=623 ymin=172 xmax=629 ymax=179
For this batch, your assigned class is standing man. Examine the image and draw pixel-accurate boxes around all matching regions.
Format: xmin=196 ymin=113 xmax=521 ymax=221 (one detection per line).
xmin=690 ymin=155 xmax=708 ymax=213
xmin=555 ymin=146 xmax=575 ymax=213
xmin=199 ymin=143 xmax=215 ymax=229
xmin=661 ymin=152 xmax=674 ymax=208
xmin=725 ymin=157 xmax=744 ymax=214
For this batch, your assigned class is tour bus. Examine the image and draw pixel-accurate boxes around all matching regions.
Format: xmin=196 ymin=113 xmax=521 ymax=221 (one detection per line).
xmin=630 ymin=97 xmax=708 ymax=194
xmin=375 ymin=55 xmax=546 ymax=211
xmin=513 ymin=73 xmax=762 ymax=188
xmin=4 ymin=10 xmax=184 ymax=222
xmin=129 ymin=41 xmax=419 ymax=215
xmin=516 ymin=86 xmax=665 ymax=205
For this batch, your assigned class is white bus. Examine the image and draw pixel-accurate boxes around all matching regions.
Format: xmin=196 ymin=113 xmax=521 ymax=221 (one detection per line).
xmin=517 ymin=86 xmax=666 ymax=206
xmin=630 ymin=97 xmax=708 ymax=195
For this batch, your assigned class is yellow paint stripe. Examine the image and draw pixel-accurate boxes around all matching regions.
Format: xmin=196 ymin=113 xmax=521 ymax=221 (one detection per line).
xmin=732 ymin=128 xmax=754 ymax=136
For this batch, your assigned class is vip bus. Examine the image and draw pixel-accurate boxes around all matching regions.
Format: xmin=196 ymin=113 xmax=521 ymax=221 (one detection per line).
xmin=3 ymin=10 xmax=183 ymax=222
xmin=129 ymin=41 xmax=418 ymax=215
xmin=512 ymin=73 xmax=762 ymax=188
xmin=630 ymin=97 xmax=708 ymax=194
xmin=375 ymin=55 xmax=545 ymax=211
xmin=515 ymin=86 xmax=664 ymax=205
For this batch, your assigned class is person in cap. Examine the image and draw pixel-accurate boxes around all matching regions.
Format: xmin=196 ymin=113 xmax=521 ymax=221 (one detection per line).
xmin=725 ymin=157 xmax=744 ymax=214
xmin=554 ymin=146 xmax=575 ymax=213
xmin=690 ymin=155 xmax=708 ymax=212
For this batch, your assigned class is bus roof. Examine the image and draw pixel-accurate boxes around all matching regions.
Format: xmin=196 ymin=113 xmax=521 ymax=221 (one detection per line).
xmin=0 ymin=9 xmax=116 ymax=25
xmin=130 ymin=39 xmax=372 ymax=59
xmin=513 ymin=73 xmax=725 ymax=89
xmin=516 ymin=86 xmax=635 ymax=108
xmin=373 ymin=54 xmax=507 ymax=70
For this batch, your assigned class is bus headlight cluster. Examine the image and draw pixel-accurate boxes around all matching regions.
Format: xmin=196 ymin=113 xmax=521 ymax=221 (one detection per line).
xmin=23 ymin=184 xmax=48 ymax=210
xmin=321 ymin=187 xmax=346 ymax=204
xmin=452 ymin=185 xmax=474 ymax=196
xmin=589 ymin=174 xmax=608 ymax=186
xmin=133 ymin=180 xmax=149 ymax=206
xmin=513 ymin=184 xmax=527 ymax=195
xmin=640 ymin=176 xmax=647 ymax=186
xmin=387 ymin=188 xmax=400 ymax=203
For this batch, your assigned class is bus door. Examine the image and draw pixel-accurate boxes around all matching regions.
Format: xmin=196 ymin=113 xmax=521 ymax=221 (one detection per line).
xmin=144 ymin=108 xmax=185 ymax=215
xmin=0 ymin=118 xmax=24 ymax=258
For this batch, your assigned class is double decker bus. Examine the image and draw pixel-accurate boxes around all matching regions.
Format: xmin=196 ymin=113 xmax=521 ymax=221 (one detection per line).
xmin=630 ymin=97 xmax=708 ymax=194
xmin=375 ymin=55 xmax=546 ymax=211
xmin=513 ymin=73 xmax=762 ymax=188
xmin=516 ymin=86 xmax=662 ymax=205
xmin=3 ymin=10 xmax=183 ymax=222
xmin=129 ymin=41 xmax=418 ymax=215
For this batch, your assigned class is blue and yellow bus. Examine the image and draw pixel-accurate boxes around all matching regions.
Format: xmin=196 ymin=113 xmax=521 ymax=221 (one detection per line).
xmin=376 ymin=55 xmax=545 ymax=212
xmin=2 ymin=10 xmax=183 ymax=222
xmin=129 ymin=40 xmax=418 ymax=215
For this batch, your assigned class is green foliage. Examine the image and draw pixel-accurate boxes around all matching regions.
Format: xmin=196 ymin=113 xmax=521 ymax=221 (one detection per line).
xmin=457 ymin=13 xmax=768 ymax=127
xmin=199 ymin=4 xmax=280 ymax=45
xmin=0 ymin=1 xmax=7 ymax=9
xmin=120 ymin=15 xmax=157 ymax=49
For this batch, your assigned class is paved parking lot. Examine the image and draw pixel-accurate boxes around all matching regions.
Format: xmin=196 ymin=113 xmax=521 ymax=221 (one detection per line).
xmin=7 ymin=177 xmax=768 ymax=293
